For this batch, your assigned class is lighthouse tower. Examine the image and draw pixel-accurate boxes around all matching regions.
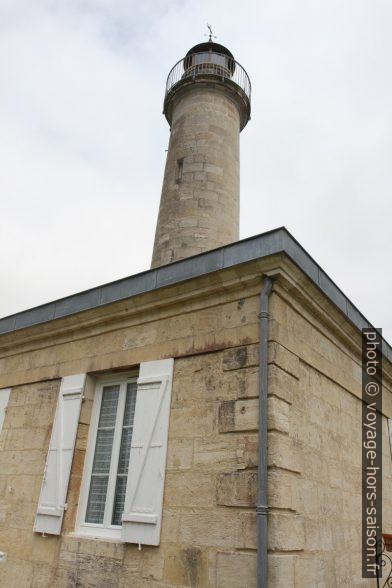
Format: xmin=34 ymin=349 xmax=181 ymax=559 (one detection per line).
xmin=151 ymin=35 xmax=251 ymax=268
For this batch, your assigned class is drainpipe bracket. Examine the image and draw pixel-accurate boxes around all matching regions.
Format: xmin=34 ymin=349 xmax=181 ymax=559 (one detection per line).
xmin=256 ymin=505 xmax=269 ymax=516
xmin=257 ymin=311 xmax=269 ymax=319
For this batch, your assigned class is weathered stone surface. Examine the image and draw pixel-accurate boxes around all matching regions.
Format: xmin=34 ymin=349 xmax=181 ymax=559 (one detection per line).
xmin=268 ymin=341 xmax=300 ymax=379
xmin=268 ymin=468 xmax=299 ymax=511
xmin=180 ymin=509 xmax=235 ymax=548
xmin=268 ymin=513 xmax=305 ymax=552
xmin=236 ymin=434 xmax=258 ymax=469
xmin=223 ymin=366 xmax=259 ymax=400
xmin=268 ymin=431 xmax=303 ymax=473
xmin=216 ymin=471 xmax=257 ymax=507
xmin=235 ymin=511 xmax=257 ymax=549
xmin=151 ymin=82 xmax=242 ymax=268
xmin=218 ymin=398 xmax=258 ymax=433
xmin=216 ymin=552 xmax=257 ymax=588
xmin=164 ymin=472 xmax=215 ymax=507
xmin=268 ymin=554 xmax=295 ymax=587
xmin=141 ymin=548 xmax=165 ymax=581
xmin=164 ymin=545 xmax=209 ymax=587
xmin=0 ymin=558 xmax=34 ymax=588
xmin=169 ymin=404 xmax=216 ymax=439
xmin=193 ymin=437 xmax=237 ymax=468
xmin=166 ymin=438 xmax=193 ymax=470
xmin=268 ymin=395 xmax=290 ymax=433
xmin=268 ymin=364 xmax=298 ymax=405
xmin=222 ymin=344 xmax=259 ymax=371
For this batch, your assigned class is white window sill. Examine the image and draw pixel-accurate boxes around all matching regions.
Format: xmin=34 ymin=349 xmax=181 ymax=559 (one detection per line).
xmin=67 ymin=531 xmax=125 ymax=544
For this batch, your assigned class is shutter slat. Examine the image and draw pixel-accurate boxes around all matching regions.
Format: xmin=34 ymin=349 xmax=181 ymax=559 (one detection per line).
xmin=34 ymin=374 xmax=86 ymax=535
xmin=122 ymin=359 xmax=174 ymax=546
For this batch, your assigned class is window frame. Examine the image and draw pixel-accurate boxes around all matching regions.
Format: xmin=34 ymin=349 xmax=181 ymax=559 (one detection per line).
xmin=75 ymin=372 xmax=138 ymax=540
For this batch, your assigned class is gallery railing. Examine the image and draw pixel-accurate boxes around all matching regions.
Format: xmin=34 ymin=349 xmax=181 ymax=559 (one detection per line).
xmin=165 ymin=52 xmax=251 ymax=103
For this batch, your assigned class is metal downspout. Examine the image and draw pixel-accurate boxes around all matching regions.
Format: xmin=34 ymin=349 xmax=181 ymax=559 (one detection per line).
xmin=257 ymin=276 xmax=273 ymax=587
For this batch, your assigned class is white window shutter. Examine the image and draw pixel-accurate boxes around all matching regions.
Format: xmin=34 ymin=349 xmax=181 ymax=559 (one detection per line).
xmin=122 ymin=358 xmax=174 ymax=546
xmin=34 ymin=374 xmax=86 ymax=535
xmin=0 ymin=388 xmax=11 ymax=433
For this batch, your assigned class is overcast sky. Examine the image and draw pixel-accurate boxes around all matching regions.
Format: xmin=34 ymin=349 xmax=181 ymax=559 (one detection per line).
xmin=1 ymin=0 xmax=391 ymax=342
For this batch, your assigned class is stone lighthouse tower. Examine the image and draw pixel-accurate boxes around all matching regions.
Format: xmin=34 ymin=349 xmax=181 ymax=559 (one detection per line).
xmin=151 ymin=36 xmax=251 ymax=268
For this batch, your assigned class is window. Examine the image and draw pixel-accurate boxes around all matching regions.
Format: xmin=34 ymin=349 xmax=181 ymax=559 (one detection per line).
xmin=193 ymin=52 xmax=226 ymax=67
xmin=175 ymin=158 xmax=183 ymax=183
xmin=77 ymin=373 xmax=137 ymax=540
xmin=34 ymin=359 xmax=174 ymax=545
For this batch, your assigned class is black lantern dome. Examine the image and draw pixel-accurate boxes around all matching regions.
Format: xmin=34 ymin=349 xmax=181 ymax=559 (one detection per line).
xmin=184 ymin=41 xmax=236 ymax=76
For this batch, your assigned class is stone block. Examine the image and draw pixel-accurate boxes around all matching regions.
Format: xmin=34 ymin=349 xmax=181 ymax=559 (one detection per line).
xmin=268 ymin=396 xmax=290 ymax=434
xmin=268 ymin=431 xmax=302 ymax=473
xmin=268 ymin=513 xmax=305 ymax=551
xmin=164 ymin=472 xmax=215 ymax=507
xmin=236 ymin=435 xmax=258 ymax=469
xmin=0 ymin=558 xmax=34 ymax=588
xmin=268 ymin=364 xmax=298 ymax=405
xmin=169 ymin=405 xmax=216 ymax=439
xmin=304 ymin=516 xmax=334 ymax=551
xmin=164 ymin=545 xmax=209 ymax=587
xmin=160 ymin=508 xmax=181 ymax=544
xmin=141 ymin=548 xmax=164 ymax=581
xmin=268 ymin=468 xmax=298 ymax=511
xmin=7 ymin=474 xmax=42 ymax=502
xmin=296 ymin=478 xmax=320 ymax=515
xmin=193 ymin=437 xmax=237 ymax=468
xmin=8 ymin=500 xmax=36 ymax=530
xmin=180 ymin=510 xmax=235 ymax=548
xmin=56 ymin=548 xmax=123 ymax=586
xmin=216 ymin=552 xmax=256 ymax=588
xmin=294 ymin=554 xmax=339 ymax=587
xmin=235 ymin=511 xmax=257 ymax=549
xmin=216 ymin=471 xmax=257 ymax=507
xmin=166 ymin=438 xmax=193 ymax=470
xmin=31 ymin=534 xmax=60 ymax=564
xmin=224 ymin=367 xmax=259 ymax=400
xmin=4 ymin=405 xmax=32 ymax=428
xmin=268 ymin=341 xmax=300 ymax=379
xmin=1 ymin=528 xmax=34 ymax=560
xmin=75 ymin=423 xmax=89 ymax=451
xmin=218 ymin=398 xmax=258 ymax=433
xmin=268 ymin=554 xmax=295 ymax=587
xmin=31 ymin=563 xmax=57 ymax=588
xmin=222 ymin=345 xmax=259 ymax=371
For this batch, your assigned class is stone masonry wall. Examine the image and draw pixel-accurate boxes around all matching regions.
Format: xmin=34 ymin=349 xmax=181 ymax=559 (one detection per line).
xmin=0 ymin=273 xmax=391 ymax=587
xmin=266 ymin=287 xmax=392 ymax=587
xmin=0 ymin=286 xmax=263 ymax=587
xmin=151 ymin=83 xmax=240 ymax=267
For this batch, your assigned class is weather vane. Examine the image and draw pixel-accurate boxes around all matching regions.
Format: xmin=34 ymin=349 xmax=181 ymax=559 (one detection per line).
xmin=205 ymin=24 xmax=217 ymax=42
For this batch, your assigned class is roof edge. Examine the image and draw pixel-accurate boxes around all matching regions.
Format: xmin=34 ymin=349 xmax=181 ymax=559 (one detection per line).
xmin=0 ymin=227 xmax=390 ymax=363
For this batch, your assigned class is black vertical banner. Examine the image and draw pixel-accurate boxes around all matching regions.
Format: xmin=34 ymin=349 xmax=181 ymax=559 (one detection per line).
xmin=362 ymin=328 xmax=383 ymax=578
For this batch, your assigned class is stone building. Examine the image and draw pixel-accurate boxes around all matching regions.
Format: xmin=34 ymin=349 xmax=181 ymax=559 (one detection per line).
xmin=0 ymin=39 xmax=391 ymax=588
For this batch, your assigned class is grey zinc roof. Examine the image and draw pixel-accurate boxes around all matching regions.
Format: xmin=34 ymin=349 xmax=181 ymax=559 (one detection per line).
xmin=0 ymin=227 xmax=391 ymax=363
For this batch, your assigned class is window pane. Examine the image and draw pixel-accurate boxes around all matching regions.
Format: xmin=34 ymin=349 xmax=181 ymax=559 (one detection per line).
xmin=111 ymin=382 xmax=137 ymax=526
xmin=194 ymin=52 xmax=209 ymax=65
xmin=111 ymin=476 xmax=128 ymax=527
xmin=92 ymin=429 xmax=115 ymax=474
xmin=85 ymin=475 xmax=109 ymax=524
xmin=98 ymin=386 xmax=120 ymax=428
xmin=85 ymin=385 xmax=119 ymax=524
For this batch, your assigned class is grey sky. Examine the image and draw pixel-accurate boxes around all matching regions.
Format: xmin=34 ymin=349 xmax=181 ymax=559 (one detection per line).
xmin=1 ymin=0 xmax=391 ymax=342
